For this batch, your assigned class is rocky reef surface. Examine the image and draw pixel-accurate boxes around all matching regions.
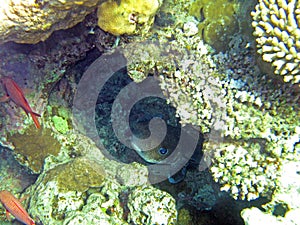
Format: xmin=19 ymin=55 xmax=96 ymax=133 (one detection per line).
xmin=0 ymin=0 xmax=299 ymax=225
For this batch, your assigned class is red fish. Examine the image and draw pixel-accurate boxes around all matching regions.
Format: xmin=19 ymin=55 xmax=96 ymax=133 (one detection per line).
xmin=0 ymin=76 xmax=41 ymax=128
xmin=0 ymin=190 xmax=35 ymax=225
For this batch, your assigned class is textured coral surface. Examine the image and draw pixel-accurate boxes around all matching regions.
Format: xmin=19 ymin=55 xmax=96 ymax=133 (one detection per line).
xmin=251 ymin=0 xmax=300 ymax=84
xmin=0 ymin=0 xmax=100 ymax=44
xmin=97 ymin=0 xmax=162 ymax=35
xmin=0 ymin=0 xmax=299 ymax=225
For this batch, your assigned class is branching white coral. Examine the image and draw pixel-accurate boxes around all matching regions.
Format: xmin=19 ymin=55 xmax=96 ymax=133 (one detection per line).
xmin=251 ymin=0 xmax=300 ymax=84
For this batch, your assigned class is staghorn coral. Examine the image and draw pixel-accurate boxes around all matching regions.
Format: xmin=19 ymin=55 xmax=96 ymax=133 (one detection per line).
xmin=97 ymin=0 xmax=162 ymax=36
xmin=251 ymin=0 xmax=300 ymax=84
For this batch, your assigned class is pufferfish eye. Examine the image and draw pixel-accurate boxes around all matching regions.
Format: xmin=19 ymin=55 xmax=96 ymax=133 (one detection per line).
xmin=158 ymin=147 xmax=168 ymax=155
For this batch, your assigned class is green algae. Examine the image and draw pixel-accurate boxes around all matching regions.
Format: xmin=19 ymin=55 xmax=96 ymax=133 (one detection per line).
xmin=47 ymin=105 xmax=72 ymax=134
xmin=52 ymin=115 xmax=69 ymax=134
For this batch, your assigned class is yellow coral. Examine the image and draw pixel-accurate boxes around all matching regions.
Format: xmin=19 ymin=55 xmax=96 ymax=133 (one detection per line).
xmin=97 ymin=0 xmax=162 ymax=35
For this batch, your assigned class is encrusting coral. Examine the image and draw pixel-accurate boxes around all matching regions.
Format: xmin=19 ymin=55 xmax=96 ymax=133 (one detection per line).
xmin=0 ymin=0 xmax=100 ymax=44
xmin=251 ymin=0 xmax=300 ymax=84
xmin=189 ymin=0 xmax=240 ymax=51
xmin=7 ymin=127 xmax=61 ymax=173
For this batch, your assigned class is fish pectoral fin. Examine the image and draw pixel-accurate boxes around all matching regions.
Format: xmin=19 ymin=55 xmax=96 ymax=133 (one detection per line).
xmin=31 ymin=111 xmax=41 ymax=117
xmin=0 ymin=95 xmax=10 ymax=102
xmin=5 ymin=210 xmax=11 ymax=221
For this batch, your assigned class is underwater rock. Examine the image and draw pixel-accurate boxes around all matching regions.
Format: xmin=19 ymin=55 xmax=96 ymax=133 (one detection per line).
xmin=127 ymin=186 xmax=177 ymax=224
xmin=0 ymin=0 xmax=100 ymax=44
xmin=97 ymin=0 xmax=162 ymax=35
xmin=28 ymin=157 xmax=177 ymax=224
xmin=0 ymin=147 xmax=37 ymax=197
xmin=28 ymin=157 xmax=107 ymax=224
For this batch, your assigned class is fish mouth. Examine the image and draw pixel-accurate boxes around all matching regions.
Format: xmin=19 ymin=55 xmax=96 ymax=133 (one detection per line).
xmin=130 ymin=139 xmax=163 ymax=164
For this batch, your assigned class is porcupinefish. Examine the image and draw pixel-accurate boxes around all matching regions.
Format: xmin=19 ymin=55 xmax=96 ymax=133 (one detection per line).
xmin=130 ymin=118 xmax=180 ymax=164
xmin=130 ymin=116 xmax=202 ymax=183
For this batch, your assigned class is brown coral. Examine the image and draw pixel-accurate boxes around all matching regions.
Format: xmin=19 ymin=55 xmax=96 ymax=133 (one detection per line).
xmin=8 ymin=127 xmax=61 ymax=173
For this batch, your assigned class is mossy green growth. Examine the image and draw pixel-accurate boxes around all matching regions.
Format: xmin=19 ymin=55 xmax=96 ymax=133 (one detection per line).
xmin=189 ymin=0 xmax=239 ymax=51
xmin=57 ymin=107 xmax=69 ymax=120
xmin=52 ymin=115 xmax=69 ymax=134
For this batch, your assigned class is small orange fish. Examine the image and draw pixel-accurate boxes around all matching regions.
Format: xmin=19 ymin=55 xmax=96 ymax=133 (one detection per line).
xmin=0 ymin=190 xmax=35 ymax=225
xmin=0 ymin=76 xmax=41 ymax=128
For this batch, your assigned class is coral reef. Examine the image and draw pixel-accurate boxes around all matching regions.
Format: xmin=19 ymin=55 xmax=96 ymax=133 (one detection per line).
xmin=28 ymin=157 xmax=176 ymax=224
xmin=0 ymin=0 xmax=100 ymax=44
xmin=189 ymin=0 xmax=240 ymax=51
xmin=97 ymin=0 xmax=162 ymax=35
xmin=0 ymin=0 xmax=299 ymax=224
xmin=206 ymin=38 xmax=300 ymax=200
xmin=251 ymin=0 xmax=300 ymax=84
xmin=123 ymin=3 xmax=300 ymax=201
